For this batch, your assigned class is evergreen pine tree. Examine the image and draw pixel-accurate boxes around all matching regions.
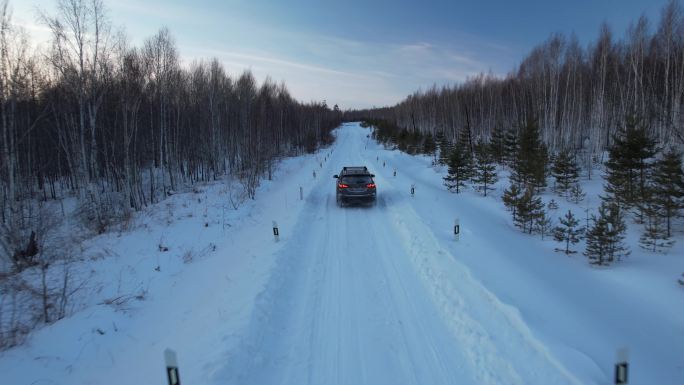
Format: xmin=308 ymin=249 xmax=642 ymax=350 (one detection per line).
xmin=552 ymin=150 xmax=580 ymax=196
xmin=437 ymin=132 xmax=454 ymax=166
xmin=502 ymin=183 xmax=522 ymax=221
xmin=407 ymin=130 xmax=423 ymax=154
xmin=651 ymin=148 xmax=684 ymax=238
xmin=553 ymin=210 xmax=584 ymax=254
xmin=604 ymin=202 xmax=630 ymax=262
xmin=397 ymin=129 xmax=413 ymax=153
xmin=512 ymin=119 xmax=547 ymax=191
xmin=639 ymin=202 xmax=673 ymax=252
xmin=472 ymin=140 xmax=499 ymax=196
xmin=569 ymin=183 xmax=586 ymax=203
xmin=435 ymin=130 xmax=445 ymax=147
xmin=548 ymin=152 xmax=557 ymax=173
xmin=584 ymin=206 xmax=610 ymax=265
xmin=422 ymin=133 xmax=437 ymax=161
xmin=603 ymin=115 xmax=657 ymax=213
xmin=535 ymin=208 xmax=554 ymax=240
xmin=457 ymin=123 xmax=474 ymax=163
xmin=513 ymin=189 xmax=531 ymax=231
xmin=638 ymin=186 xmax=674 ymax=252
xmin=514 ymin=186 xmax=544 ymax=234
xmin=503 ymin=127 xmax=519 ymax=167
xmin=584 ymin=202 xmax=630 ymax=265
xmin=547 ymin=199 xmax=559 ymax=210
xmin=529 ymin=191 xmax=545 ymax=234
xmin=443 ymin=144 xmax=473 ymax=194
xmin=489 ymin=125 xmax=506 ymax=165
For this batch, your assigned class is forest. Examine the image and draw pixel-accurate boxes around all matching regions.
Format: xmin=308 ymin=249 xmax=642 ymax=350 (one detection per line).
xmin=352 ymin=1 xmax=684 ymax=266
xmin=0 ymin=0 xmax=342 ymax=270
xmin=348 ymin=1 xmax=684 ymax=162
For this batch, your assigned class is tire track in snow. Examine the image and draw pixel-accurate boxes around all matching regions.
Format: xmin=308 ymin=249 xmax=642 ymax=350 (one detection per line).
xmin=207 ymin=135 xmax=342 ymax=385
xmin=369 ymin=153 xmax=585 ymax=385
xmin=210 ymin=124 xmax=584 ymax=385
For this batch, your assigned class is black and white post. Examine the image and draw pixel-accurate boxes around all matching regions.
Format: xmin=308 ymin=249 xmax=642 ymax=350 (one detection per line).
xmin=615 ymin=347 xmax=629 ymax=384
xmin=454 ymin=218 xmax=460 ymax=241
xmin=299 ymin=186 xmax=303 ymax=201
xmin=273 ymin=221 xmax=280 ymax=242
xmin=411 ymin=184 xmax=415 ymax=197
xmin=164 ymin=348 xmax=181 ymax=385
xmin=393 ymin=168 xmax=397 ymax=177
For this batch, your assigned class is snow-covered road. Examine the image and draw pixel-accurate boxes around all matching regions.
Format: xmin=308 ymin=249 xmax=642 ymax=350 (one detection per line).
xmin=211 ymin=125 xmax=582 ymax=385
xmin=4 ymin=122 xmax=681 ymax=385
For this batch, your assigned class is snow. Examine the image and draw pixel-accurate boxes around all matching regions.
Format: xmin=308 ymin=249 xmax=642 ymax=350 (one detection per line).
xmin=1 ymin=122 xmax=682 ymax=385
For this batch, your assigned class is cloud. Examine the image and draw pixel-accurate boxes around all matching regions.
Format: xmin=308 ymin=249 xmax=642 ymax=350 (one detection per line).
xmin=107 ymin=0 xmax=207 ymax=22
xmin=396 ymin=42 xmax=434 ymax=53
xmin=10 ymin=0 xmax=511 ymax=109
xmin=189 ymin=33 xmax=503 ymax=109
xmin=193 ymin=48 xmax=363 ymax=78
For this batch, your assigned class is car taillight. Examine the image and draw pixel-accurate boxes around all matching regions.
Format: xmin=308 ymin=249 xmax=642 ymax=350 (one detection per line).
xmin=338 ymin=183 xmax=349 ymax=188
xmin=366 ymin=183 xmax=376 ymax=188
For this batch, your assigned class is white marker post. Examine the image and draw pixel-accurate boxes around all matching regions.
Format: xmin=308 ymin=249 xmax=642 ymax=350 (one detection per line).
xmin=393 ymin=168 xmax=397 ymax=177
xmin=411 ymin=184 xmax=415 ymax=197
xmin=273 ymin=221 xmax=280 ymax=242
xmin=164 ymin=348 xmax=181 ymax=385
xmin=615 ymin=347 xmax=629 ymax=384
xmin=313 ymin=170 xmax=316 ymax=179
xmin=454 ymin=218 xmax=460 ymax=241
xmin=299 ymin=186 xmax=303 ymax=201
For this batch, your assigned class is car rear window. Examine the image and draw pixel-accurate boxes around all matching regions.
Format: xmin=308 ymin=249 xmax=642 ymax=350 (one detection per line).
xmin=340 ymin=175 xmax=373 ymax=184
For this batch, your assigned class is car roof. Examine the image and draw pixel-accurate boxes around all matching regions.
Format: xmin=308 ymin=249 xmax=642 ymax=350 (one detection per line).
xmin=341 ymin=166 xmax=371 ymax=175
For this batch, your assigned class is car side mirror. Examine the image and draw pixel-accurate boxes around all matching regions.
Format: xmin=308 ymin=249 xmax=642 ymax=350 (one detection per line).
xmin=333 ymin=175 xmax=338 ymax=178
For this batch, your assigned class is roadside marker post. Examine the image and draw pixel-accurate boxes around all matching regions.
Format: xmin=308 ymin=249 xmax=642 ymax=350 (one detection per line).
xmin=615 ymin=348 xmax=629 ymax=384
xmin=313 ymin=170 xmax=316 ymax=179
xmin=164 ymin=348 xmax=181 ymax=385
xmin=393 ymin=168 xmax=397 ymax=177
xmin=411 ymin=184 xmax=415 ymax=197
xmin=273 ymin=221 xmax=280 ymax=242
xmin=299 ymin=186 xmax=303 ymax=201
xmin=454 ymin=218 xmax=460 ymax=241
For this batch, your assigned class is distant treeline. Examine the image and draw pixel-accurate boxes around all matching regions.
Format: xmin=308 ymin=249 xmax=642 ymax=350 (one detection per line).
xmin=347 ymin=0 xmax=684 ymax=155
xmin=0 ymin=0 xmax=341 ymax=261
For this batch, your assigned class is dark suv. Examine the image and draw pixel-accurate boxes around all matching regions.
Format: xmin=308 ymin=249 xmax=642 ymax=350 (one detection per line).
xmin=333 ymin=166 xmax=376 ymax=206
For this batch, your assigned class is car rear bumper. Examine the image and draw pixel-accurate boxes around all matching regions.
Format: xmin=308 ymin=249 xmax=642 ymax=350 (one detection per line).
xmin=337 ymin=192 xmax=376 ymax=202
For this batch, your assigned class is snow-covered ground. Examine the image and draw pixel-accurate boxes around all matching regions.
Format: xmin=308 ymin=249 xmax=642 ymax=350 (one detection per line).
xmin=1 ymin=122 xmax=682 ymax=385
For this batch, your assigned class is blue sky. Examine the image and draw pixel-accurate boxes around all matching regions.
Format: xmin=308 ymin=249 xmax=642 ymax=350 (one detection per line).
xmin=13 ymin=0 xmax=670 ymax=109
